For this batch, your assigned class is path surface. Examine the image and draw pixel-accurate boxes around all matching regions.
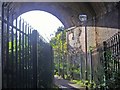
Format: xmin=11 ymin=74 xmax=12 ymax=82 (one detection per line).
xmin=54 ymin=75 xmax=85 ymax=90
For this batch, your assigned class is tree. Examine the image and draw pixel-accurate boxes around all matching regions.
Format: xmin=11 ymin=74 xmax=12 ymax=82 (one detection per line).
xmin=50 ymin=26 xmax=67 ymax=78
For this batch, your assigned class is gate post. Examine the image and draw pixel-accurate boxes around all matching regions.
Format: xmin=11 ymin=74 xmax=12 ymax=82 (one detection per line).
xmin=31 ymin=30 xmax=38 ymax=88
xmin=103 ymin=41 xmax=107 ymax=90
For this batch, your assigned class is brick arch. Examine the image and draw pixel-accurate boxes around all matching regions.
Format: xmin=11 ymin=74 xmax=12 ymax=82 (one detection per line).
xmin=4 ymin=2 xmax=119 ymax=29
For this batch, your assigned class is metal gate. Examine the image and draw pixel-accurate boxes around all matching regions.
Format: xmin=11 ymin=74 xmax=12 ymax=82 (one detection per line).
xmin=2 ymin=2 xmax=53 ymax=88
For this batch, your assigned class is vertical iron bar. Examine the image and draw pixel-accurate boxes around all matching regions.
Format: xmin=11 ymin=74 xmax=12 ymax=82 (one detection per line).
xmin=30 ymin=27 xmax=33 ymax=88
xmin=27 ymin=24 xmax=30 ymax=88
xmin=19 ymin=17 xmax=22 ymax=88
xmin=22 ymin=19 xmax=25 ymax=88
xmin=2 ymin=3 xmax=5 ymax=88
xmin=113 ymin=36 xmax=117 ymax=71
xmin=25 ymin=22 xmax=27 ymax=88
xmin=118 ymin=32 xmax=120 ymax=71
xmin=32 ymin=30 xmax=37 ymax=88
xmin=11 ymin=14 xmax=14 ymax=88
xmin=116 ymin=35 xmax=119 ymax=72
xmin=114 ymin=37 xmax=116 ymax=72
xmin=111 ymin=38 xmax=115 ymax=73
xmin=6 ymin=4 xmax=10 ymax=88
xmin=15 ymin=18 xmax=18 ymax=88
xmin=103 ymin=41 xmax=107 ymax=90
xmin=29 ymin=27 xmax=32 ymax=88
xmin=110 ymin=38 xmax=113 ymax=79
xmin=113 ymin=37 xmax=116 ymax=72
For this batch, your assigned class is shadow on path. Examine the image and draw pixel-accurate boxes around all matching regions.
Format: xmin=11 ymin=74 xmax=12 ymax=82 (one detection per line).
xmin=54 ymin=75 xmax=85 ymax=90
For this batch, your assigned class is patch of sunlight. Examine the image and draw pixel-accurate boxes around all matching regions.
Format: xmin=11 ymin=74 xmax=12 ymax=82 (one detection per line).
xmin=18 ymin=10 xmax=64 ymax=42
xmin=68 ymin=83 xmax=85 ymax=88
xmin=60 ymin=85 xmax=68 ymax=88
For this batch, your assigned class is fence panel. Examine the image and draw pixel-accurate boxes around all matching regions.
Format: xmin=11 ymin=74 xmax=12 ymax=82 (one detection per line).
xmin=2 ymin=3 xmax=34 ymax=88
xmin=2 ymin=2 xmax=53 ymax=88
xmin=91 ymin=32 xmax=120 ymax=89
xmin=32 ymin=30 xmax=54 ymax=88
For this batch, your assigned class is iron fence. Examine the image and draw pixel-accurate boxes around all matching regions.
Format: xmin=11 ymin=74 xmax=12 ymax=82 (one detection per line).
xmin=91 ymin=32 xmax=120 ymax=89
xmin=2 ymin=2 xmax=53 ymax=89
xmin=32 ymin=30 xmax=54 ymax=88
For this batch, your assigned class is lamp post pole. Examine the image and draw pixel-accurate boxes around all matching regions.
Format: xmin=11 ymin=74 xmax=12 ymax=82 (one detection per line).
xmin=84 ymin=19 xmax=88 ymax=90
xmin=84 ymin=20 xmax=88 ymax=84
xmin=79 ymin=14 xmax=88 ymax=90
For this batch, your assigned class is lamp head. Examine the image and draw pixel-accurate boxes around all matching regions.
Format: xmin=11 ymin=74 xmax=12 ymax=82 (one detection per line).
xmin=79 ymin=14 xmax=87 ymax=22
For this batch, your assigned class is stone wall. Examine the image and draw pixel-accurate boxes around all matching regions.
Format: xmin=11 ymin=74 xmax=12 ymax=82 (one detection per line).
xmin=96 ymin=27 xmax=118 ymax=45
xmin=79 ymin=7 xmax=119 ymax=52
xmin=79 ymin=26 xmax=96 ymax=52
xmin=95 ymin=8 xmax=119 ymax=45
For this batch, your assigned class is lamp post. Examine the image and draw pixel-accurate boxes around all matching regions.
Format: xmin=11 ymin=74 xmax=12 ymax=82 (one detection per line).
xmin=79 ymin=14 xmax=88 ymax=90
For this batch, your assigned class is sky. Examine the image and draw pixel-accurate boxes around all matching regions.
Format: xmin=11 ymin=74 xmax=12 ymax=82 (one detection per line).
xmin=18 ymin=10 xmax=64 ymax=42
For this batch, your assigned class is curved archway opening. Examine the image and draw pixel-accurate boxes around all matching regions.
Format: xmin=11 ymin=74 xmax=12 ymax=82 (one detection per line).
xmin=17 ymin=10 xmax=64 ymax=42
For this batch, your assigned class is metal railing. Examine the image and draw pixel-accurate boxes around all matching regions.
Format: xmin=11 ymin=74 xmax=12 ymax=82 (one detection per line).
xmin=91 ymin=32 xmax=120 ymax=89
xmin=2 ymin=3 xmax=53 ymax=88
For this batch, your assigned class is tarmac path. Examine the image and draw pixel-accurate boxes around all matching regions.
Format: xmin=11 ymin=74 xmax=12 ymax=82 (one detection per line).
xmin=54 ymin=75 xmax=86 ymax=90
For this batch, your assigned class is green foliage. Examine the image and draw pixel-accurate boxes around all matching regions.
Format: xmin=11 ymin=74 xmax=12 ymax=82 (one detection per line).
xmin=50 ymin=27 xmax=67 ymax=77
xmin=70 ymin=80 xmax=86 ymax=87
xmin=103 ymin=50 xmax=120 ymax=89
xmin=95 ymin=50 xmax=120 ymax=89
xmin=71 ymin=66 xmax=80 ymax=74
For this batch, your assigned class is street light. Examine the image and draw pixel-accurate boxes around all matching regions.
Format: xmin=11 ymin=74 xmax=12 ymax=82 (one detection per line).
xmin=79 ymin=14 xmax=88 ymax=90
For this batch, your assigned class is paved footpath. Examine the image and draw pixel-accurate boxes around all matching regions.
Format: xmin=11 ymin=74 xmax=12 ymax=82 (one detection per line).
xmin=54 ymin=75 xmax=86 ymax=90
